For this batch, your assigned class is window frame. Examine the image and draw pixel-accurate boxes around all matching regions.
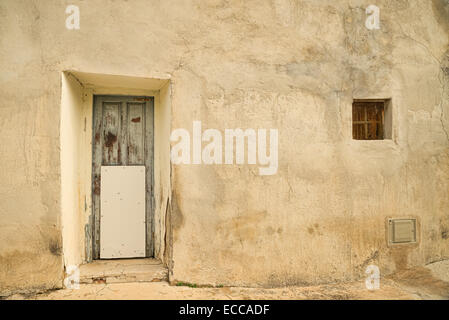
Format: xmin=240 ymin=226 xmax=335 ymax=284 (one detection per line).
xmin=352 ymin=99 xmax=391 ymax=140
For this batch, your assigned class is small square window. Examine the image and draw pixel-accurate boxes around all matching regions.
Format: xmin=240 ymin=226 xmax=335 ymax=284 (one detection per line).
xmin=352 ymin=99 xmax=391 ymax=140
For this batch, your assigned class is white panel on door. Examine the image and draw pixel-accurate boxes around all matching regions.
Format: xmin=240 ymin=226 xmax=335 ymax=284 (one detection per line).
xmin=100 ymin=166 xmax=146 ymax=258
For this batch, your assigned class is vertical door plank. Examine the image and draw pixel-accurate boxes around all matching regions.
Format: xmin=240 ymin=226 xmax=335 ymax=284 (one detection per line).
xmin=102 ymin=103 xmax=120 ymax=165
xmin=92 ymin=97 xmax=103 ymax=259
xmin=144 ymin=98 xmax=155 ymax=257
xmin=119 ymin=102 xmax=128 ymax=165
xmin=128 ymin=103 xmax=145 ymax=165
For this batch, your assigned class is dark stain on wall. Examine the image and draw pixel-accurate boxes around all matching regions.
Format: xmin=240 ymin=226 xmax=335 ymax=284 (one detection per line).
xmin=171 ymin=191 xmax=184 ymax=232
xmin=48 ymin=239 xmax=62 ymax=256
xmin=440 ymin=217 xmax=449 ymax=240
xmin=390 ymin=247 xmax=411 ymax=271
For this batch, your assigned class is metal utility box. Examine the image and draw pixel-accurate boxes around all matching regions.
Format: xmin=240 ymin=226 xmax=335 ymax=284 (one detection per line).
xmin=388 ymin=218 xmax=417 ymax=244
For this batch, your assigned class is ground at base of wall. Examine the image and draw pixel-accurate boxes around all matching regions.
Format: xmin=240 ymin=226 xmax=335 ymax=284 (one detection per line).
xmin=6 ymin=260 xmax=449 ymax=300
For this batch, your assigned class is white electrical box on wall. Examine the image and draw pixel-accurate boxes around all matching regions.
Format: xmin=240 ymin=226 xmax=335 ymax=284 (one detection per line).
xmin=100 ymin=166 xmax=146 ymax=259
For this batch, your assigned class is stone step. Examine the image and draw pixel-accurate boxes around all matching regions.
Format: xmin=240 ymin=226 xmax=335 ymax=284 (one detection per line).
xmin=79 ymin=258 xmax=168 ymax=284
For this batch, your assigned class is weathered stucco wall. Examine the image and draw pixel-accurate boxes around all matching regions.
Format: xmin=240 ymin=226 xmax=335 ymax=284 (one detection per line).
xmin=0 ymin=0 xmax=448 ymax=294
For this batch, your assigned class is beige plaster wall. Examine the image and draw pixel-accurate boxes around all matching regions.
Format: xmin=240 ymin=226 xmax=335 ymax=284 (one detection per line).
xmin=0 ymin=0 xmax=448 ymax=294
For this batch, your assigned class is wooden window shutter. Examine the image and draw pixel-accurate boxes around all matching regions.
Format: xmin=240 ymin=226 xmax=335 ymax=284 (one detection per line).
xmin=352 ymin=101 xmax=385 ymax=140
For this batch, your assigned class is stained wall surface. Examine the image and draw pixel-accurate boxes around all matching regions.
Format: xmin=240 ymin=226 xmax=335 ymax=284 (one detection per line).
xmin=0 ymin=0 xmax=448 ymax=294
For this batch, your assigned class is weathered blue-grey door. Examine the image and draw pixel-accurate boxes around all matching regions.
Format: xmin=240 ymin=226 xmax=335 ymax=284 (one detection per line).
xmin=91 ymin=95 xmax=154 ymax=260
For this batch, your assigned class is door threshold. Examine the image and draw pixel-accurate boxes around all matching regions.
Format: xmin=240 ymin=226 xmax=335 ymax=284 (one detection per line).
xmin=79 ymin=258 xmax=168 ymax=284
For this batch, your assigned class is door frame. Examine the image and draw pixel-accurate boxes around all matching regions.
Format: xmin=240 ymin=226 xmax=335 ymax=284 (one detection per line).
xmin=91 ymin=95 xmax=155 ymax=259
xmin=61 ymin=71 xmax=172 ymax=267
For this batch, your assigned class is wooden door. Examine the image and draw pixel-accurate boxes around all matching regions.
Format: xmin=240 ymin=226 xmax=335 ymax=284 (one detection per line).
xmin=92 ymin=95 xmax=154 ymax=259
